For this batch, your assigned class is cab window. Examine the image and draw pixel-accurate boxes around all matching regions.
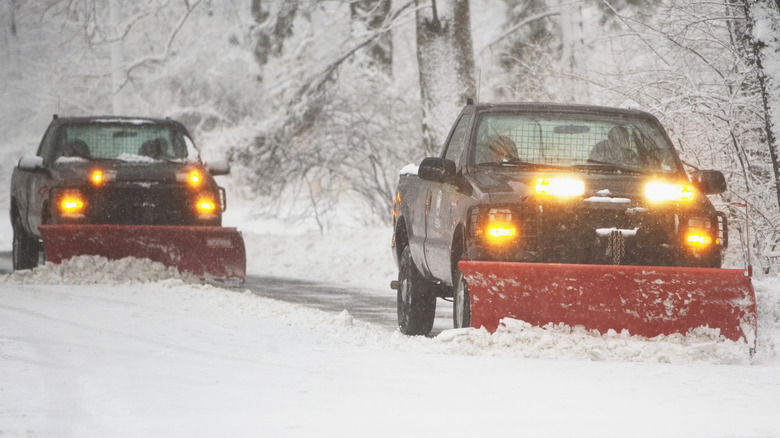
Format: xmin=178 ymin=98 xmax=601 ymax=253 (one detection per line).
xmin=443 ymin=115 xmax=471 ymax=166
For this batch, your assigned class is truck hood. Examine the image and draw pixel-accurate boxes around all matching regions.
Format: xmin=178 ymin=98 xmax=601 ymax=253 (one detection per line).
xmin=53 ymin=159 xmax=203 ymax=185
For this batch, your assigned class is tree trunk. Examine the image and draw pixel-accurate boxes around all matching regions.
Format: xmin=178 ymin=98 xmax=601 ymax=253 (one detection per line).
xmin=743 ymin=0 xmax=780 ymax=210
xmin=109 ymin=0 xmax=125 ymax=115
xmin=416 ymin=0 xmax=475 ymax=155
xmin=350 ymin=0 xmax=393 ymax=72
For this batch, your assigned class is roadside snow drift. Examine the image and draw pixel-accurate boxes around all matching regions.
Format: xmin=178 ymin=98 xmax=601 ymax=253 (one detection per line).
xmin=2 ymin=231 xmax=780 ymax=437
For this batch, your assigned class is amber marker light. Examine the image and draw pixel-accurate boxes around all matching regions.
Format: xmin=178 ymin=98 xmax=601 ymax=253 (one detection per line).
xmin=477 ymin=208 xmax=518 ymax=244
xmin=196 ymin=198 xmax=216 ymax=214
xmin=685 ymin=229 xmax=712 ymax=248
xmin=59 ymin=192 xmax=85 ymax=217
xmin=645 ymin=182 xmax=695 ymax=203
xmin=486 ymin=223 xmax=517 ymax=239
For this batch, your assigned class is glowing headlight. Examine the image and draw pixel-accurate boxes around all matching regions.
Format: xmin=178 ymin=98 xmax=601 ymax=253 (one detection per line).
xmin=535 ymin=177 xmax=585 ymax=197
xmin=645 ymin=182 xmax=694 ymax=202
xmin=177 ymin=170 xmax=202 ymax=187
xmin=88 ymin=169 xmax=116 ymax=186
xmin=91 ymin=170 xmax=103 ymax=185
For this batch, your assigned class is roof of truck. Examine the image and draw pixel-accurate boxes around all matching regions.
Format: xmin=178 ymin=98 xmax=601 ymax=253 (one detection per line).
xmin=50 ymin=115 xmax=185 ymax=128
xmin=464 ymin=102 xmax=659 ymax=120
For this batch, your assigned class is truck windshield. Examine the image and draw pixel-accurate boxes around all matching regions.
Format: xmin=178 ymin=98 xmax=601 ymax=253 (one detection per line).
xmin=55 ymin=122 xmax=197 ymax=163
xmin=474 ymin=113 xmax=681 ymax=174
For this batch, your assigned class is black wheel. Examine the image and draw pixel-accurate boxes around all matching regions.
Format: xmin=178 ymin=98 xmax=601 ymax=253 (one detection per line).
xmin=12 ymin=214 xmax=41 ymax=271
xmin=397 ymin=246 xmax=436 ymax=336
xmin=452 ymin=268 xmax=471 ymax=328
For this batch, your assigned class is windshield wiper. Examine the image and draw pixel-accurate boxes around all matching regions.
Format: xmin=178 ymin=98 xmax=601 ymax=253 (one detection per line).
xmin=576 ymin=160 xmax=646 ymax=174
xmin=500 ymin=157 xmax=536 ymax=166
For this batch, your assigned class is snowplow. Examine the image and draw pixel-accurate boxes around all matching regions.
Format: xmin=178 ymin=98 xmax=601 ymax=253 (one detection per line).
xmin=458 ymin=262 xmax=756 ymax=344
xmin=391 ymin=101 xmax=757 ymax=347
xmin=39 ymin=224 xmax=246 ymax=281
xmin=11 ymin=115 xmax=246 ymax=282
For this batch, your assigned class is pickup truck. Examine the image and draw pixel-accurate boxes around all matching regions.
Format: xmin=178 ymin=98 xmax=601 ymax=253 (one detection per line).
xmin=10 ymin=115 xmax=234 ymax=272
xmin=391 ymin=102 xmax=731 ymax=336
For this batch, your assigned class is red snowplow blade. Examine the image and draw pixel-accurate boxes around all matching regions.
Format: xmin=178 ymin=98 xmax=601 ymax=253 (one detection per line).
xmin=40 ymin=224 xmax=246 ymax=281
xmin=459 ymin=261 xmax=757 ymax=345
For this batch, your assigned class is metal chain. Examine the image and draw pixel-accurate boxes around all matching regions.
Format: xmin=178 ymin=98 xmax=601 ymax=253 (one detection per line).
xmin=607 ymin=230 xmax=625 ymax=265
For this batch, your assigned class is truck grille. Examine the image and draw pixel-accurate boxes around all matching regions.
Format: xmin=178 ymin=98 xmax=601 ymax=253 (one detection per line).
xmin=87 ymin=184 xmax=195 ymax=225
xmin=472 ymin=201 xmax=679 ymax=265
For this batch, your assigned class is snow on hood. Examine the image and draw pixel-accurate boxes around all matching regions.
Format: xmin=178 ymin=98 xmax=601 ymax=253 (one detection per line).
xmin=54 ymin=156 xmax=90 ymax=164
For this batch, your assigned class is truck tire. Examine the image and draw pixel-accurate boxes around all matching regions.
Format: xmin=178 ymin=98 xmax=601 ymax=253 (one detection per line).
xmin=397 ymin=246 xmax=436 ymax=336
xmin=12 ymin=215 xmax=40 ymax=270
xmin=453 ymin=268 xmax=471 ymax=328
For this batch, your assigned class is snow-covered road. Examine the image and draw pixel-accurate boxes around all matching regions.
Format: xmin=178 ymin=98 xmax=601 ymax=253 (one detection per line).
xmin=1 ymin=228 xmax=780 ymax=437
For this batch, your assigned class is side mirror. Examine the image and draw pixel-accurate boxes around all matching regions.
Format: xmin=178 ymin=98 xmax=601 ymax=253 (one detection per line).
xmin=418 ymin=157 xmax=456 ymax=183
xmin=17 ymin=155 xmax=45 ymax=172
xmin=205 ymin=159 xmax=230 ymax=176
xmin=691 ymin=169 xmax=726 ymax=195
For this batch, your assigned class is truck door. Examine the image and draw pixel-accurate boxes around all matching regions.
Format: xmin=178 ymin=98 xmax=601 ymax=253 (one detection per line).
xmin=424 ymin=114 xmax=472 ymax=282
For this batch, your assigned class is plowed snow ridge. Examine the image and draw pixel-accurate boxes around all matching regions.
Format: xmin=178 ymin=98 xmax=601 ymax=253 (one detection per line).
xmin=4 ymin=254 xmax=778 ymax=364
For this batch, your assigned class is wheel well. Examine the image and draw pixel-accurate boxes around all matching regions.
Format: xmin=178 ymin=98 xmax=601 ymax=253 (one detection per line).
xmin=394 ymin=217 xmax=409 ymax=261
xmin=445 ymin=224 xmax=467 ymax=295
xmin=10 ymin=198 xmax=24 ymax=230
xmin=41 ymin=201 xmax=52 ymax=224
xmin=10 ymin=198 xmax=18 ymax=221
xmin=450 ymin=225 xmax=466 ymax=275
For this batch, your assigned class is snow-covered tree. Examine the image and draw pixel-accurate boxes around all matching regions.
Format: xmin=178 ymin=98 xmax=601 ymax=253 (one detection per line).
xmin=239 ymin=1 xmax=420 ymax=230
xmin=743 ymin=0 xmax=780 ymax=210
xmin=0 ymin=0 xmax=260 ymax=143
xmin=416 ymin=0 xmax=475 ymax=154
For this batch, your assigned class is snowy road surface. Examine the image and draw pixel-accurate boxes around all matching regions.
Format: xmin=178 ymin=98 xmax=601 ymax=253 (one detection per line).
xmin=241 ymin=275 xmax=454 ymax=335
xmin=242 ymin=275 xmax=398 ymax=330
xmin=1 ymin=228 xmax=780 ymax=437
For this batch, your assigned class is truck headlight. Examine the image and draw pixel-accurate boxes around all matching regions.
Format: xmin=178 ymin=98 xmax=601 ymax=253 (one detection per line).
xmin=645 ymin=181 xmax=694 ymax=202
xmin=89 ymin=169 xmax=116 ymax=186
xmin=535 ymin=177 xmax=585 ymax=197
xmin=177 ymin=169 xmax=202 ymax=187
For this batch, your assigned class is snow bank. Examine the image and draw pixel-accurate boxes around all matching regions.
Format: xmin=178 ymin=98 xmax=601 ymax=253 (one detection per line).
xmin=1 ymin=256 xmax=197 ymax=285
xmin=3 ymin=252 xmax=767 ymax=365
xmin=3 ymin=218 xmax=777 ymax=366
xmin=426 ymin=322 xmax=750 ymax=364
xmin=755 ymin=278 xmax=780 ymax=364
xmin=4 ymin=275 xmax=778 ymax=438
